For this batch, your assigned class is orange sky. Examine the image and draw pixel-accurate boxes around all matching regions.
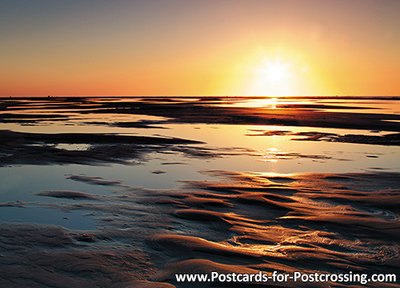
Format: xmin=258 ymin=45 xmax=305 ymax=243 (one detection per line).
xmin=1 ymin=0 xmax=399 ymax=96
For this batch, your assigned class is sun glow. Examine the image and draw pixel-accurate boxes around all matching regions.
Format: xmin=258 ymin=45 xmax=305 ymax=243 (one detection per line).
xmin=246 ymin=58 xmax=295 ymax=96
xmin=263 ymin=60 xmax=289 ymax=82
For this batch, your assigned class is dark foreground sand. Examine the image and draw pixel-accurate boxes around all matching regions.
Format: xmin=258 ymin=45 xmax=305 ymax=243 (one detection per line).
xmin=0 ymin=171 xmax=399 ymax=287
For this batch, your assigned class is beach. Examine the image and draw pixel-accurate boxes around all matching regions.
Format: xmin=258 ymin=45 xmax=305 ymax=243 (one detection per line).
xmin=0 ymin=96 xmax=399 ymax=287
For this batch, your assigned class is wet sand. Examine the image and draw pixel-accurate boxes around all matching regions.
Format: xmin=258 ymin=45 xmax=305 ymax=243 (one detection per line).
xmin=0 ymin=171 xmax=399 ymax=287
xmin=0 ymin=97 xmax=399 ymax=287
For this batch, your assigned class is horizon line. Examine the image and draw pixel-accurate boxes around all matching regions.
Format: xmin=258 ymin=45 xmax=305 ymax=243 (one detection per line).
xmin=1 ymin=95 xmax=400 ymax=99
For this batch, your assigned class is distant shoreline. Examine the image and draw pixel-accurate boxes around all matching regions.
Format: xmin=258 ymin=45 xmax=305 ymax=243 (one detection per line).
xmin=1 ymin=95 xmax=400 ymax=100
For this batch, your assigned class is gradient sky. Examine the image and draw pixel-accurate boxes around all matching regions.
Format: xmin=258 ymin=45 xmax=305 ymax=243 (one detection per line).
xmin=1 ymin=0 xmax=399 ymax=96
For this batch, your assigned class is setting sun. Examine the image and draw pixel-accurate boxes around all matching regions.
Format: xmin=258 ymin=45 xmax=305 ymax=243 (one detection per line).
xmin=1 ymin=0 xmax=399 ymax=97
xmin=246 ymin=58 xmax=295 ymax=96
xmin=262 ymin=60 xmax=290 ymax=82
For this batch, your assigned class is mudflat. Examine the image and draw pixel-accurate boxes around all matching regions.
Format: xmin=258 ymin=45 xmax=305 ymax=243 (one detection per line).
xmin=0 ymin=96 xmax=399 ymax=287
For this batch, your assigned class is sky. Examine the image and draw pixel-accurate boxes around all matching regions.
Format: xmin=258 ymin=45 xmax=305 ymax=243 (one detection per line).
xmin=1 ymin=0 xmax=399 ymax=97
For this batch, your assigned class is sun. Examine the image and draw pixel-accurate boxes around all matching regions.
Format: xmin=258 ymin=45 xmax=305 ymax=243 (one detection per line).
xmin=262 ymin=60 xmax=289 ymax=82
xmin=246 ymin=58 xmax=294 ymax=96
